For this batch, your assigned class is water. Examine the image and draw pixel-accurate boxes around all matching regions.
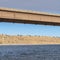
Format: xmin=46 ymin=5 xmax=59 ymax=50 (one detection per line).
xmin=0 ymin=45 xmax=60 ymax=60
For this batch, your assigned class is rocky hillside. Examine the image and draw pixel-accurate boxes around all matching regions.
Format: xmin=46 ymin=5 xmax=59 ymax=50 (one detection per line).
xmin=0 ymin=34 xmax=60 ymax=44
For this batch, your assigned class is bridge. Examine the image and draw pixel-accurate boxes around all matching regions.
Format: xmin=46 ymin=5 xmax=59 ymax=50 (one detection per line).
xmin=0 ymin=8 xmax=60 ymax=26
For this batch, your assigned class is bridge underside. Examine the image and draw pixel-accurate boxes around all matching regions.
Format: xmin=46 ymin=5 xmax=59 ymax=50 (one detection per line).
xmin=0 ymin=18 xmax=60 ymax=26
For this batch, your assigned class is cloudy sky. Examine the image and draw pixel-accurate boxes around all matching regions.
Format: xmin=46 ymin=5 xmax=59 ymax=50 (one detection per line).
xmin=0 ymin=0 xmax=60 ymax=37
xmin=0 ymin=0 xmax=60 ymax=13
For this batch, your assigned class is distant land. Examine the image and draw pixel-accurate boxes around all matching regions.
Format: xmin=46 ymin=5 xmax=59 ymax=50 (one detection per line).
xmin=0 ymin=34 xmax=60 ymax=45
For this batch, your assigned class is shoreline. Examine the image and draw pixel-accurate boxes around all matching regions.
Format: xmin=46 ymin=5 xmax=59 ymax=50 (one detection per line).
xmin=0 ymin=44 xmax=60 ymax=46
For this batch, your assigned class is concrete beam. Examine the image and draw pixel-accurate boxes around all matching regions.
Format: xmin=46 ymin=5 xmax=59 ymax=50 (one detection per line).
xmin=0 ymin=8 xmax=60 ymax=26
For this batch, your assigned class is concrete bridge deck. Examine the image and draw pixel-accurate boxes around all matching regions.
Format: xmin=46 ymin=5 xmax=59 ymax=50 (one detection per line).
xmin=0 ymin=8 xmax=60 ymax=26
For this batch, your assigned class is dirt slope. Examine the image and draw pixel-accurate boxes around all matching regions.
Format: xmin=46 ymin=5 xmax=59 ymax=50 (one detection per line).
xmin=0 ymin=34 xmax=60 ymax=44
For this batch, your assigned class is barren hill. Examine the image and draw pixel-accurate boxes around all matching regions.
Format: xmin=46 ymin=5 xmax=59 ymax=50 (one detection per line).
xmin=0 ymin=34 xmax=60 ymax=45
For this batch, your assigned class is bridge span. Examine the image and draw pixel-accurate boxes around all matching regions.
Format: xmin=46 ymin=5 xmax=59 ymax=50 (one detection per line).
xmin=0 ymin=8 xmax=60 ymax=26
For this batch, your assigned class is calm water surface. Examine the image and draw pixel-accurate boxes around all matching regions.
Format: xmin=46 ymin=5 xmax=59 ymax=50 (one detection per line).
xmin=0 ymin=45 xmax=60 ymax=60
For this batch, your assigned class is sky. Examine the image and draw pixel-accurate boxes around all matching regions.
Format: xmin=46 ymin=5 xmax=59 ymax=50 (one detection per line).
xmin=0 ymin=0 xmax=60 ymax=37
